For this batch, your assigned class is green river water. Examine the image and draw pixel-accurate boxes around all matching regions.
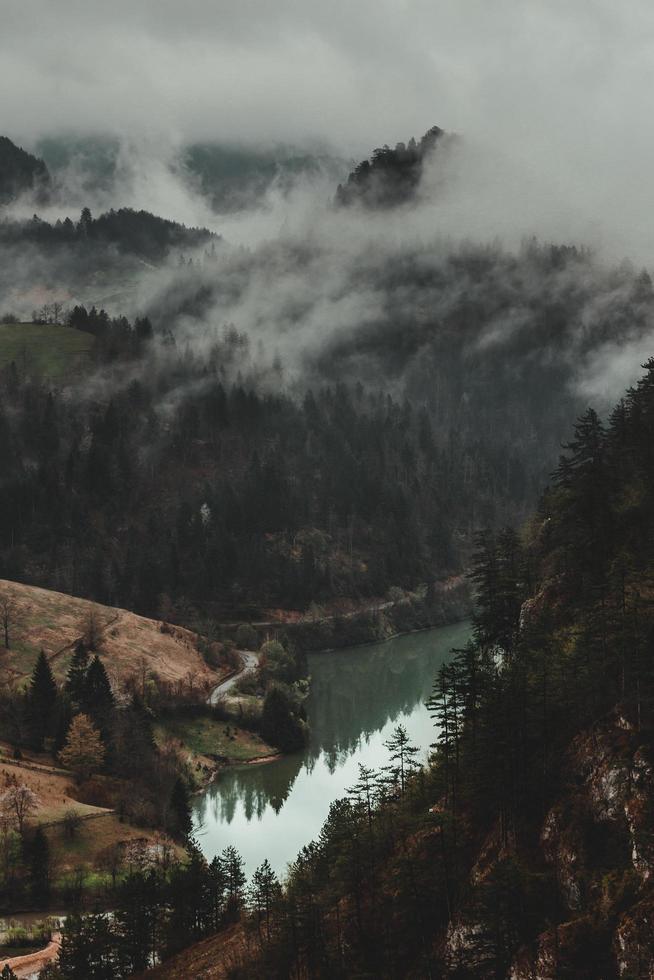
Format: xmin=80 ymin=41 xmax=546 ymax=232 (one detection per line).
xmin=193 ymin=620 xmax=472 ymax=877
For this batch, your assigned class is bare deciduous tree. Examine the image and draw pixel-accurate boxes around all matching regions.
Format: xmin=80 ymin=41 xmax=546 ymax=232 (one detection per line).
xmin=81 ymin=606 xmax=103 ymax=651
xmin=0 ymin=782 xmax=40 ymax=834
xmin=0 ymin=594 xmax=15 ymax=650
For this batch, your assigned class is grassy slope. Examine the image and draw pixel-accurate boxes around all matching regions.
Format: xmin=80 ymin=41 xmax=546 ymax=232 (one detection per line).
xmin=155 ymin=715 xmax=275 ymax=769
xmin=0 ymin=742 xmax=184 ymax=894
xmin=0 ymin=323 xmax=94 ymax=377
xmin=0 ymin=578 xmax=226 ymax=691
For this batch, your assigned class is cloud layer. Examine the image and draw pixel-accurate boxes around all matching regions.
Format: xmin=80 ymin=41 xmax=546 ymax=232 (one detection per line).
xmin=3 ymin=1 xmax=654 ymax=157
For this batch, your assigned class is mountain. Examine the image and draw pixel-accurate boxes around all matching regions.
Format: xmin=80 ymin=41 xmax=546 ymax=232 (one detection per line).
xmin=335 ymin=124 xmax=446 ymax=208
xmin=35 ymin=132 xmax=350 ymax=213
xmin=0 ymin=135 xmax=50 ymax=204
xmin=0 ymin=206 xmax=218 ymax=317
xmin=182 ymin=141 xmax=349 ymax=212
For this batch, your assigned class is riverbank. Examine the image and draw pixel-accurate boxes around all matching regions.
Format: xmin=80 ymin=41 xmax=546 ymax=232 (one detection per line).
xmin=192 ymin=619 xmax=473 ymax=876
xmin=188 ymin=581 xmax=472 ymax=788
xmin=0 ymin=929 xmax=61 ymax=979
xmin=216 ymin=577 xmax=472 ymax=654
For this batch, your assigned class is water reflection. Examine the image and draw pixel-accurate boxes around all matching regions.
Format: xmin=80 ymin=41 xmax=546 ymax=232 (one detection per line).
xmin=193 ymin=621 xmax=471 ymax=876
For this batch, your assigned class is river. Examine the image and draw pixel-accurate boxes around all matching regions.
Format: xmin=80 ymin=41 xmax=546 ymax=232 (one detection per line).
xmin=192 ymin=620 xmax=472 ymax=877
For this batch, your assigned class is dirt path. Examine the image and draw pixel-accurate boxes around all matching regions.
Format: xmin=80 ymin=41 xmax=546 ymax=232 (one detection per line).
xmin=0 ymin=932 xmax=61 ymax=979
xmin=208 ymin=651 xmax=258 ymax=705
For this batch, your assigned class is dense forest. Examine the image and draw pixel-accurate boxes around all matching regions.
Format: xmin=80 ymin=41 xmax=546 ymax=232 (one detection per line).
xmin=142 ymin=230 xmax=654 ymax=537
xmin=0 ymin=310 xmax=466 ymax=619
xmin=39 ymin=350 xmax=654 ymax=979
xmin=0 ymin=206 xmax=215 ymax=263
xmin=3 ymin=232 xmax=654 ymax=624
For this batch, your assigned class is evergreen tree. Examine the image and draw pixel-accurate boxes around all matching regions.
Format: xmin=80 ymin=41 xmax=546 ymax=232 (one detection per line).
xmin=169 ymin=778 xmax=193 ymax=838
xmin=55 ymin=912 xmax=122 ymax=980
xmin=248 ymin=858 xmax=282 ymax=941
xmin=222 ymin=844 xmax=246 ymax=914
xmin=114 ymin=868 xmax=163 ymax=974
xmin=26 ymin=825 xmax=50 ymax=906
xmin=208 ymin=854 xmax=227 ymax=930
xmin=383 ymin=724 xmax=419 ymax=798
xmin=27 ymin=650 xmax=57 ymax=749
xmin=65 ymin=641 xmax=90 ymax=708
xmin=81 ymin=655 xmax=114 ymax=733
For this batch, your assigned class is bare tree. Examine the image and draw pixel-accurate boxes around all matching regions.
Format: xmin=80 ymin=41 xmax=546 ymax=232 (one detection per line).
xmin=51 ymin=301 xmax=64 ymax=325
xmin=0 ymin=782 xmax=40 ymax=834
xmin=0 ymin=594 xmax=15 ymax=650
xmin=81 ymin=606 xmax=103 ymax=651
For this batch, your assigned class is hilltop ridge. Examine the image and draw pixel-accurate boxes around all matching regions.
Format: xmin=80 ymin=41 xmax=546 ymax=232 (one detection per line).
xmin=0 ymin=135 xmax=50 ymax=204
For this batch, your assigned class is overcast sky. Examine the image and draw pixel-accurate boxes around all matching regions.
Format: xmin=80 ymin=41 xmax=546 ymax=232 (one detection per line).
xmin=5 ymin=1 xmax=654 ymax=263
xmin=2 ymin=0 xmax=654 ymax=156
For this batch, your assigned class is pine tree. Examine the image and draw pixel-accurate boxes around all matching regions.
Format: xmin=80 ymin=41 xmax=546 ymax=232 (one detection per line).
xmin=208 ymin=854 xmax=227 ymax=930
xmin=347 ymin=762 xmax=380 ymax=834
xmin=81 ymin=655 xmax=114 ymax=733
xmin=248 ymin=859 xmax=282 ymax=941
xmin=55 ymin=911 xmax=121 ymax=980
xmin=383 ymin=724 xmax=419 ymax=798
xmin=27 ymin=825 xmax=50 ymax=906
xmin=114 ymin=867 xmax=163 ymax=974
xmin=27 ymin=649 xmax=57 ymax=750
xmin=170 ymin=778 xmax=193 ymax=838
xmin=222 ymin=845 xmax=246 ymax=913
xmin=65 ymin=641 xmax=90 ymax=708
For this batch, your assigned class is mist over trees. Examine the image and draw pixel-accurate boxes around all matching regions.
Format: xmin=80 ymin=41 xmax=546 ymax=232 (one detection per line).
xmin=336 ymin=125 xmax=446 ymax=208
xmin=0 ymin=136 xmax=50 ymax=205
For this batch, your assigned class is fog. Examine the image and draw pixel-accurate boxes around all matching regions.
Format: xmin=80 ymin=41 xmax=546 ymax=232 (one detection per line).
xmin=4 ymin=0 xmax=654 ymax=411
xmin=3 ymin=0 xmax=654 ymax=253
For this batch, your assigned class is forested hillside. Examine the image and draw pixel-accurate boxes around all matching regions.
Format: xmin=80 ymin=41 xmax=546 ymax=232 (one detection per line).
xmin=33 ymin=132 xmax=349 ymax=214
xmin=0 ymin=314 xmax=466 ymax=620
xmin=144 ymin=231 xmax=654 ymax=535
xmin=335 ymin=125 xmax=446 ymax=207
xmin=0 ymin=205 xmax=215 ymax=263
xmin=3 ymin=231 xmax=654 ymax=625
xmin=110 ymin=357 xmax=654 ymax=980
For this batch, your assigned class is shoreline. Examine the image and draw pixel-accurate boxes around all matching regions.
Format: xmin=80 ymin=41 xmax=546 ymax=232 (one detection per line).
xmin=196 ymin=612 xmax=472 ymax=792
xmin=309 ymin=617 xmax=472 ymax=655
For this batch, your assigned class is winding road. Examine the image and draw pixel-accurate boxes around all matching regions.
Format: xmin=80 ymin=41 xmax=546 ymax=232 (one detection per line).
xmin=208 ymin=651 xmax=259 ymax=705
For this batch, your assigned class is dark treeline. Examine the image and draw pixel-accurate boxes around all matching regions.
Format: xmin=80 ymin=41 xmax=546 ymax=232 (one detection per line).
xmin=37 ymin=838 xmax=252 ymax=979
xmin=0 ymin=315 xmax=475 ymax=620
xmin=0 ymin=206 xmax=215 ymax=263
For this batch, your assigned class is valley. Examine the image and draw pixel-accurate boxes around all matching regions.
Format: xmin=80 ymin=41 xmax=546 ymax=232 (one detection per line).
xmin=2 ymin=13 xmax=654 ymax=970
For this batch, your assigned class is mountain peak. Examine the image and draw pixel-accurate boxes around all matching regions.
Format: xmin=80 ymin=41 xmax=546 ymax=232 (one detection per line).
xmin=335 ymin=125 xmax=445 ymax=209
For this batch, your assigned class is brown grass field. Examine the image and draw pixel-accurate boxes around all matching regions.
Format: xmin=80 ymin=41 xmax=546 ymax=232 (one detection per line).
xmin=0 ymin=578 xmax=227 ymax=693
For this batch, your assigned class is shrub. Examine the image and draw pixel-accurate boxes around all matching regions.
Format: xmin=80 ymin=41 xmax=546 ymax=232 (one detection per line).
xmin=261 ymin=684 xmax=308 ymax=753
xmin=235 ymin=624 xmax=259 ymax=649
